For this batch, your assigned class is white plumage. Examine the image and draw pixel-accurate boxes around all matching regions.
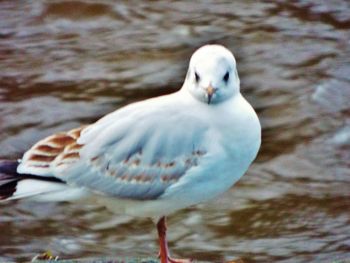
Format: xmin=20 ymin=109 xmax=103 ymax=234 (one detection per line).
xmin=12 ymin=44 xmax=260 ymax=218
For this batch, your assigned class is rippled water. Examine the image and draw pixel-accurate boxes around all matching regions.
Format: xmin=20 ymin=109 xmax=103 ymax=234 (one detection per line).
xmin=0 ymin=1 xmax=349 ymax=262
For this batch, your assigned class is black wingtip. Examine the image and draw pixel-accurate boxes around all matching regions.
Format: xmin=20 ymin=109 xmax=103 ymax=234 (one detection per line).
xmin=0 ymin=181 xmax=17 ymax=200
xmin=0 ymin=160 xmax=19 ymax=175
xmin=0 ymin=159 xmax=65 ymax=201
xmin=0 ymin=160 xmax=20 ymax=200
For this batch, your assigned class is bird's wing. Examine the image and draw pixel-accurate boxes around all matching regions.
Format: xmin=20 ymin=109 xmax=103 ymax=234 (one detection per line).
xmin=17 ymin=96 xmax=210 ymax=200
xmin=17 ymin=126 xmax=87 ymax=177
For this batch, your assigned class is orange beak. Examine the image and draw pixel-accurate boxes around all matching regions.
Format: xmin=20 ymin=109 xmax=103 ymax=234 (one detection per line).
xmin=206 ymin=85 xmax=215 ymax=104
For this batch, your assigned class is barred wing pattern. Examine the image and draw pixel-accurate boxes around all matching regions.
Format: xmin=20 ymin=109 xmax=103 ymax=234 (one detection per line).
xmin=18 ymin=126 xmax=87 ymax=176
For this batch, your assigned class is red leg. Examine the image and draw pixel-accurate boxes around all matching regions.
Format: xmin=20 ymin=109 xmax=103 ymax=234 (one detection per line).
xmin=156 ymin=217 xmax=192 ymax=263
xmin=157 ymin=216 xmax=170 ymax=263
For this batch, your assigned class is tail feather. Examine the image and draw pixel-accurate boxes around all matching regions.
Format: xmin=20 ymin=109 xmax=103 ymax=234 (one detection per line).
xmin=0 ymin=160 xmax=65 ymax=200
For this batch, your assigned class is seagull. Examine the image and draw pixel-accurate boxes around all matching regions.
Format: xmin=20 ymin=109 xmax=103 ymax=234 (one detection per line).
xmin=0 ymin=45 xmax=261 ymax=263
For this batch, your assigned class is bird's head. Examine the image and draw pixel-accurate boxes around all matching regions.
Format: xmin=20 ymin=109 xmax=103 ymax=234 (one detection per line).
xmin=183 ymin=45 xmax=240 ymax=105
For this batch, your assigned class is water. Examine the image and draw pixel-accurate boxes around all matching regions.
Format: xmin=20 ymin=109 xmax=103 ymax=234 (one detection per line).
xmin=0 ymin=1 xmax=349 ymax=262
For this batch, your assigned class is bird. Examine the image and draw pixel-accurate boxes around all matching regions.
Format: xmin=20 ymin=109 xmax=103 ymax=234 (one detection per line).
xmin=0 ymin=44 xmax=261 ymax=263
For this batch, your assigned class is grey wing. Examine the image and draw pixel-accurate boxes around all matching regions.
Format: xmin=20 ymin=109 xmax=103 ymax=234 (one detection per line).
xmin=50 ymin=107 xmax=209 ymax=200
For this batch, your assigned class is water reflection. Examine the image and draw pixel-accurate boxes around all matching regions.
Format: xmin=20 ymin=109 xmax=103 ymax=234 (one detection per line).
xmin=0 ymin=0 xmax=349 ymax=262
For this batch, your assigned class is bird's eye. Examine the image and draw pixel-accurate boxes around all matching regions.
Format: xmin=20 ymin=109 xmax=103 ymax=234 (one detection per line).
xmin=194 ymin=71 xmax=200 ymax=83
xmin=223 ymin=71 xmax=229 ymax=82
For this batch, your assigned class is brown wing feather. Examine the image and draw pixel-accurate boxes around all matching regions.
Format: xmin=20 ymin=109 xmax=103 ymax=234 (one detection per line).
xmin=19 ymin=126 xmax=87 ymax=176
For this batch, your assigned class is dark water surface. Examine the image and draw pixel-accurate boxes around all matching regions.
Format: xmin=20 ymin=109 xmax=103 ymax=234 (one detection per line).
xmin=0 ymin=1 xmax=349 ymax=262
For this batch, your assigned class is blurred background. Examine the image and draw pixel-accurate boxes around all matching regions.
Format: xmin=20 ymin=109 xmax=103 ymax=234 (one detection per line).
xmin=0 ymin=1 xmax=349 ymax=262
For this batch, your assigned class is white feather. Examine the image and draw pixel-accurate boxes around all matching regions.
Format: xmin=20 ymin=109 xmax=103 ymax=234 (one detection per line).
xmin=14 ymin=45 xmax=261 ymax=218
xmin=9 ymin=179 xmax=88 ymax=202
